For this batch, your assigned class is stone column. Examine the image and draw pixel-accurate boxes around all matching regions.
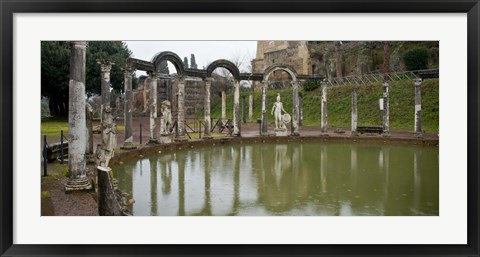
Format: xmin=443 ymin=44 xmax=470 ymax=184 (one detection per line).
xmin=248 ymin=94 xmax=253 ymax=122
xmin=97 ymin=60 xmax=114 ymax=122
xmin=299 ymin=92 xmax=303 ymax=126
xmin=260 ymin=81 xmax=268 ymax=135
xmin=85 ymin=103 xmax=94 ymax=162
xmin=414 ymin=78 xmax=423 ymax=138
xmin=148 ymin=72 xmax=159 ymax=144
xmin=176 ymin=77 xmax=187 ymax=141
xmin=203 ymin=78 xmax=212 ymax=139
xmin=382 ymin=81 xmax=390 ymax=136
xmin=351 ymin=86 xmax=358 ymax=136
xmin=291 ymin=80 xmax=300 ymax=136
xmin=122 ymin=66 xmax=136 ymax=149
xmin=233 ymin=80 xmax=241 ymax=136
xmin=221 ymin=91 xmax=226 ymax=124
xmin=320 ymin=80 xmax=328 ymax=136
xmin=65 ymin=41 xmax=91 ymax=192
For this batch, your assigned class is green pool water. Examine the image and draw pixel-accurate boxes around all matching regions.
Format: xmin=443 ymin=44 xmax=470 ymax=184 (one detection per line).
xmin=111 ymin=142 xmax=439 ymax=216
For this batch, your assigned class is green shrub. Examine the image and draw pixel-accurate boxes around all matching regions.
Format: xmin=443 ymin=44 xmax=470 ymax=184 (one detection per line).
xmin=403 ymin=48 xmax=429 ymax=71
xmin=303 ymin=81 xmax=320 ymax=92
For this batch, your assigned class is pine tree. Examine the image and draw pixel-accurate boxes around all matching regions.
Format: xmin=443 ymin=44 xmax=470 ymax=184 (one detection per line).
xmin=183 ymin=57 xmax=189 ymax=69
xmin=158 ymin=60 xmax=169 ymax=74
xmin=190 ymin=54 xmax=198 ymax=69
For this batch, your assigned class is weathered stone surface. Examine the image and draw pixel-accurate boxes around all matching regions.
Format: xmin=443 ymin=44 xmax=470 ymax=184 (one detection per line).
xmin=176 ymin=78 xmax=187 ymax=141
xmin=414 ymin=78 xmax=423 ymax=138
xmin=204 ymin=78 xmax=212 ymax=138
xmin=351 ymin=87 xmax=358 ymax=136
xmin=248 ymin=94 xmax=253 ymax=122
xmin=321 ymin=80 xmax=328 ymax=135
xmin=148 ymin=72 xmax=159 ymax=144
xmin=233 ymin=80 xmax=240 ymax=136
xmin=95 ymin=106 xmax=117 ymax=167
xmin=97 ymin=166 xmax=129 ymax=216
xmin=65 ymin=41 xmax=91 ymax=192
xmin=291 ymin=81 xmax=300 ymax=136
xmin=122 ymin=67 xmax=136 ymax=149
xmin=261 ymin=81 xmax=268 ymax=135
xmin=382 ymin=81 xmax=390 ymax=136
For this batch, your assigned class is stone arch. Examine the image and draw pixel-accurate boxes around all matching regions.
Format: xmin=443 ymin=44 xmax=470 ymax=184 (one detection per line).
xmin=263 ymin=64 xmax=298 ymax=82
xmin=151 ymin=51 xmax=185 ymax=76
xmin=206 ymin=59 xmax=241 ymax=81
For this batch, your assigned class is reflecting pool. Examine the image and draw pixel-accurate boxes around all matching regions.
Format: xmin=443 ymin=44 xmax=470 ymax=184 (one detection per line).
xmin=111 ymin=142 xmax=438 ymax=216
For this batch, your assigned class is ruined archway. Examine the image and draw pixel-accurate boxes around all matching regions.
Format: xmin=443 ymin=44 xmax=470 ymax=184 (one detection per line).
xmin=206 ymin=59 xmax=241 ymax=81
xmin=261 ymin=64 xmax=300 ymax=136
xmin=151 ymin=51 xmax=186 ymax=76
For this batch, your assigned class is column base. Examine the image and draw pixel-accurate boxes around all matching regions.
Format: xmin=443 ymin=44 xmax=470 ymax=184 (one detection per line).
xmin=160 ymin=134 xmax=175 ymax=144
xmin=175 ymin=136 xmax=188 ymax=142
xmin=414 ymin=132 xmax=423 ymax=138
xmin=382 ymin=132 xmax=390 ymax=137
xmin=120 ymin=142 xmax=137 ymax=150
xmin=203 ymin=135 xmax=213 ymax=140
xmin=274 ymin=128 xmax=288 ymax=137
xmin=147 ymin=139 xmax=160 ymax=145
xmin=65 ymin=176 xmax=92 ymax=193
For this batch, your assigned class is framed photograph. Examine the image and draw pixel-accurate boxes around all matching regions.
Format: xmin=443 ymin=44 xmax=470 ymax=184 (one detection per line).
xmin=1 ymin=0 xmax=479 ymax=256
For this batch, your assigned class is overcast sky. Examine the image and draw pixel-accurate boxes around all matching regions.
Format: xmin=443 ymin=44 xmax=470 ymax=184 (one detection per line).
xmin=124 ymin=41 xmax=257 ymax=77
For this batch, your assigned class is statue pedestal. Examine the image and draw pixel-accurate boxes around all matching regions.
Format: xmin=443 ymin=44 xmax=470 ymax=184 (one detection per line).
xmin=160 ymin=133 xmax=174 ymax=144
xmin=274 ymin=128 xmax=288 ymax=137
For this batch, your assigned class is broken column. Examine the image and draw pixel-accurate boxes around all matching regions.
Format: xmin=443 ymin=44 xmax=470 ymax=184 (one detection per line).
xmin=233 ymin=79 xmax=240 ymax=136
xmin=382 ymin=81 xmax=390 ymax=136
xmin=248 ymin=94 xmax=253 ymax=122
xmin=351 ymin=86 xmax=358 ymax=136
xmin=85 ymin=102 xmax=94 ymax=162
xmin=291 ymin=80 xmax=300 ymax=136
xmin=414 ymin=78 xmax=423 ymax=138
xmin=65 ymin=41 xmax=92 ymax=192
xmin=261 ymin=81 xmax=268 ymax=135
xmin=122 ymin=65 xmax=136 ymax=149
xmin=148 ymin=71 xmax=159 ymax=144
xmin=203 ymin=78 xmax=212 ymax=139
xmin=221 ymin=90 xmax=226 ymax=124
xmin=320 ymin=80 xmax=328 ymax=136
xmin=176 ymin=77 xmax=187 ymax=141
xmin=97 ymin=59 xmax=113 ymax=122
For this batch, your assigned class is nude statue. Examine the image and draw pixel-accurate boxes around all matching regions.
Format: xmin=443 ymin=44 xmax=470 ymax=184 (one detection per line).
xmin=271 ymin=93 xmax=288 ymax=129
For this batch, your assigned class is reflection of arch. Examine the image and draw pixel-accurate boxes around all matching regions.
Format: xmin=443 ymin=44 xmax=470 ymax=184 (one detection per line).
xmin=206 ymin=59 xmax=240 ymax=80
xmin=263 ymin=64 xmax=298 ymax=81
xmin=151 ymin=51 xmax=185 ymax=76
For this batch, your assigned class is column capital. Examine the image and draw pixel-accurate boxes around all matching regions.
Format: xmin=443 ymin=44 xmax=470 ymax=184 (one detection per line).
xmin=414 ymin=78 xmax=422 ymax=86
xmin=97 ymin=59 xmax=115 ymax=73
xmin=147 ymin=71 xmax=159 ymax=79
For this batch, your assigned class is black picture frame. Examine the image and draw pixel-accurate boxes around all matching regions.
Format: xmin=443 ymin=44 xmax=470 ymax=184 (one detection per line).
xmin=1 ymin=0 xmax=479 ymax=256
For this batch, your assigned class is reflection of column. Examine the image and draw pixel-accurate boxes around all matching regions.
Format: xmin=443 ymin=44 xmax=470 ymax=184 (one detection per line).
xmin=122 ymin=65 xmax=136 ymax=149
xmin=350 ymin=144 xmax=358 ymax=192
xmin=178 ymin=155 xmax=185 ymax=216
xmin=65 ymin=41 xmax=91 ymax=192
xmin=233 ymin=80 xmax=241 ymax=136
xmin=176 ymin=77 xmax=187 ymax=141
xmin=382 ymin=146 xmax=390 ymax=206
xmin=382 ymin=81 xmax=390 ymax=136
xmin=351 ymin=86 xmax=358 ymax=136
xmin=414 ymin=78 xmax=423 ymax=138
xmin=232 ymin=146 xmax=240 ymax=214
xmin=321 ymin=80 xmax=328 ymax=136
xmin=248 ymin=94 xmax=253 ymax=122
xmin=150 ymin=157 xmax=158 ymax=216
xmin=203 ymin=78 xmax=212 ymax=139
xmin=413 ymin=147 xmax=422 ymax=214
xmin=320 ymin=144 xmax=327 ymax=192
xmin=221 ymin=91 xmax=226 ymax=124
xmin=203 ymin=149 xmax=212 ymax=215
xmin=261 ymin=81 xmax=268 ymax=135
xmin=148 ymin=72 xmax=159 ymax=144
xmin=291 ymin=80 xmax=300 ymax=136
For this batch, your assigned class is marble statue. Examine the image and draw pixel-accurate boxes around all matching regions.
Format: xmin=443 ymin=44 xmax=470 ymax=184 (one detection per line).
xmin=271 ymin=93 xmax=288 ymax=129
xmin=96 ymin=106 xmax=117 ymax=167
xmin=160 ymin=100 xmax=172 ymax=135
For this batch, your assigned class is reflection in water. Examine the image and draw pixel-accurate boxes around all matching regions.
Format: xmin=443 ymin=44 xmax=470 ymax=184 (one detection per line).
xmin=112 ymin=142 xmax=439 ymax=216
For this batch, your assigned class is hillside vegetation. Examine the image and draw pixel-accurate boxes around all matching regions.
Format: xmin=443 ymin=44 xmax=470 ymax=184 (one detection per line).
xmin=201 ymin=78 xmax=439 ymax=133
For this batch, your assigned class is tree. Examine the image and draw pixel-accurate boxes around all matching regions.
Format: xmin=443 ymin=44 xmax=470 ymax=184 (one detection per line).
xmin=403 ymin=48 xmax=429 ymax=71
xmin=190 ymin=54 xmax=198 ymax=69
xmin=158 ymin=60 xmax=169 ymax=74
xmin=41 ymin=41 xmax=133 ymax=117
xmin=183 ymin=57 xmax=189 ymax=69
